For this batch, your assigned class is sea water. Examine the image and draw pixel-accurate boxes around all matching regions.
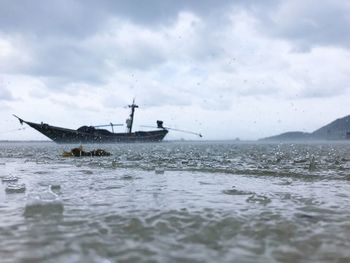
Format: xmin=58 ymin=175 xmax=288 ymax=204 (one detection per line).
xmin=0 ymin=141 xmax=350 ymax=262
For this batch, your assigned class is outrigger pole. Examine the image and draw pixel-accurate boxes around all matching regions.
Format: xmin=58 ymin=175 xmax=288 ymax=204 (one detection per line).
xmin=163 ymin=126 xmax=203 ymax=138
xmin=141 ymin=123 xmax=203 ymax=138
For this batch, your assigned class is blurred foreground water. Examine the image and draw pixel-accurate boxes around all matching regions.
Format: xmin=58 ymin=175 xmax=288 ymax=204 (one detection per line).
xmin=1 ymin=141 xmax=350 ymax=262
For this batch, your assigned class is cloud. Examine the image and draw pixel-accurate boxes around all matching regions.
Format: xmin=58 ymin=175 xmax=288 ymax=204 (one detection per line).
xmin=0 ymin=88 xmax=13 ymax=101
xmin=0 ymin=79 xmax=14 ymax=101
xmin=0 ymin=0 xmax=236 ymax=37
xmin=285 ymin=47 xmax=350 ymax=98
xmin=255 ymin=0 xmax=350 ymax=50
xmin=1 ymin=1 xmax=350 ymax=140
xmin=0 ymin=0 xmax=105 ymax=37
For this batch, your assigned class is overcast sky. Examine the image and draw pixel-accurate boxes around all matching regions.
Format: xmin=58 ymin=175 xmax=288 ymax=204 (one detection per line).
xmin=0 ymin=0 xmax=350 ymax=140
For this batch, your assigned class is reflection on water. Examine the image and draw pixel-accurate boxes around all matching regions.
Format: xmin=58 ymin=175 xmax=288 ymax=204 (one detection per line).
xmin=1 ymin=141 xmax=350 ymax=262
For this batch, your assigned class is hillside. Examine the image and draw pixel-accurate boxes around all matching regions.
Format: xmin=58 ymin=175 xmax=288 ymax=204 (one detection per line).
xmin=311 ymin=115 xmax=350 ymax=140
xmin=261 ymin=115 xmax=350 ymax=141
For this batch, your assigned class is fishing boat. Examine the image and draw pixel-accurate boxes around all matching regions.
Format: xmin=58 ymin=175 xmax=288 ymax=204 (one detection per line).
xmin=13 ymin=100 xmax=169 ymax=143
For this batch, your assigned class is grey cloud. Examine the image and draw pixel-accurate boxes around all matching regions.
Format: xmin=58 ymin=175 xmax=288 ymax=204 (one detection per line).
xmin=26 ymin=42 xmax=109 ymax=85
xmin=0 ymin=0 xmax=348 ymax=107
xmin=137 ymin=87 xmax=192 ymax=108
xmin=299 ymin=81 xmax=350 ymax=99
xmin=50 ymin=97 xmax=100 ymax=112
xmin=255 ymin=0 xmax=350 ymax=50
xmin=20 ymin=36 xmax=168 ymax=86
xmin=28 ymin=88 xmax=49 ymax=99
xmin=301 ymin=89 xmax=339 ymax=99
xmin=0 ymin=0 xmax=237 ymax=36
xmin=0 ymin=0 xmax=275 ymax=87
xmin=103 ymin=95 xmax=130 ymax=109
xmin=102 ymin=85 xmax=192 ymax=110
xmin=98 ymin=0 xmax=236 ymax=25
xmin=4 ymin=0 xmax=347 ymax=55
xmin=197 ymin=96 xmax=232 ymax=111
xmin=117 ymin=43 xmax=167 ymax=70
xmin=0 ymin=0 xmax=105 ymax=37
xmin=0 ymin=87 xmax=14 ymax=101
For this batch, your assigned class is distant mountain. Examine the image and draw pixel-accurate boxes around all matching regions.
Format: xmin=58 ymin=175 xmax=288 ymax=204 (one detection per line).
xmin=312 ymin=115 xmax=350 ymax=140
xmin=261 ymin=115 xmax=350 ymax=141
xmin=260 ymin=131 xmax=311 ymax=141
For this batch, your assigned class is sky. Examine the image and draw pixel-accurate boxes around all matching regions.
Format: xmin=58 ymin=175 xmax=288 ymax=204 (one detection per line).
xmin=0 ymin=0 xmax=350 ymax=140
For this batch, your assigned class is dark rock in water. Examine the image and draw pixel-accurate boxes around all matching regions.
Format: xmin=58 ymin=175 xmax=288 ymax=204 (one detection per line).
xmin=50 ymin=184 xmax=61 ymax=191
xmin=63 ymin=146 xmax=111 ymax=157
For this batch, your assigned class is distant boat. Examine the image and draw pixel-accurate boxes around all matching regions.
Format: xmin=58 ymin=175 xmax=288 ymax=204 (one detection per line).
xmin=13 ymin=100 xmax=168 ymax=144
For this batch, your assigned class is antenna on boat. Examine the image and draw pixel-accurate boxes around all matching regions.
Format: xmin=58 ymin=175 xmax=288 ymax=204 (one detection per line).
xmin=126 ymin=98 xmax=138 ymax=133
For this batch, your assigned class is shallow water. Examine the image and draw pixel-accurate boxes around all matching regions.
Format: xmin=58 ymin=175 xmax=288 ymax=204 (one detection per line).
xmin=1 ymin=141 xmax=350 ymax=262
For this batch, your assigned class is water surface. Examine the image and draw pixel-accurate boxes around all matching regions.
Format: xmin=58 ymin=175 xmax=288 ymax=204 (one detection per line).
xmin=1 ymin=141 xmax=350 ymax=262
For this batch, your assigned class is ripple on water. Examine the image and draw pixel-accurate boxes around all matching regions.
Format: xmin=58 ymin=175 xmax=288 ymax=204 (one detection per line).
xmin=24 ymin=190 xmax=64 ymax=217
xmin=80 ymin=170 xmax=93 ymax=175
xmin=5 ymin=183 xmax=26 ymax=194
xmin=120 ymin=174 xmax=134 ymax=180
xmin=154 ymin=168 xmax=165 ymax=174
xmin=246 ymin=194 xmax=272 ymax=205
xmin=2 ymin=176 xmax=19 ymax=182
xmin=1 ymin=142 xmax=350 ymax=262
xmin=34 ymin=171 xmax=50 ymax=175
xmin=222 ymin=188 xmax=254 ymax=196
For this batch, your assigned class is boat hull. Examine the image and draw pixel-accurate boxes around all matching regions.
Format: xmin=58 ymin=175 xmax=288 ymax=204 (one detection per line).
xmin=25 ymin=121 xmax=168 ymax=144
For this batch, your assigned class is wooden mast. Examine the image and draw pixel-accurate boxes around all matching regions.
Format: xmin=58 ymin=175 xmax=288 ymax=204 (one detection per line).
xmin=127 ymin=99 xmax=138 ymax=133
